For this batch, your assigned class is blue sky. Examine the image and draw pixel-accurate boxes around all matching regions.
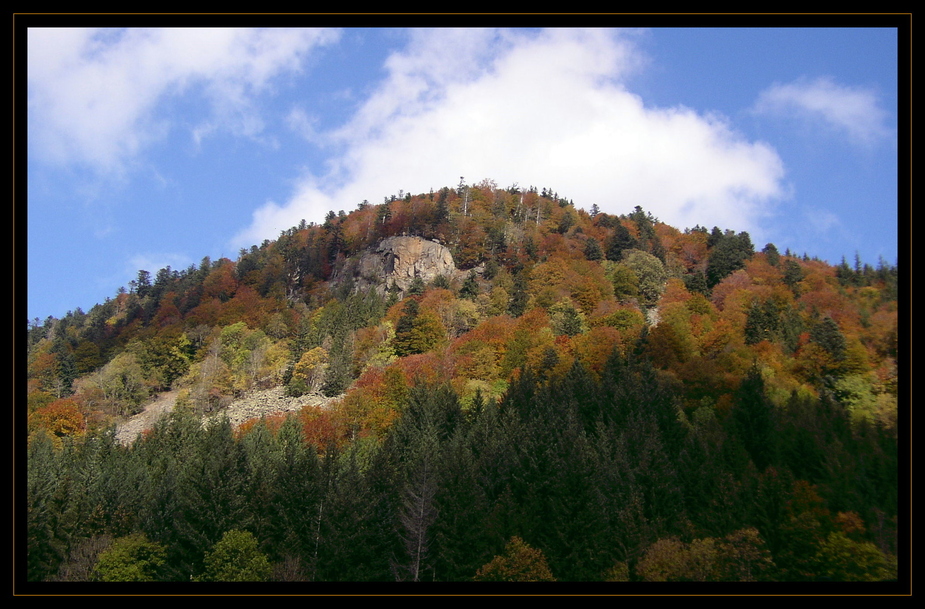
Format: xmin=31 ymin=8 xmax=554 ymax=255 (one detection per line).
xmin=24 ymin=23 xmax=904 ymax=322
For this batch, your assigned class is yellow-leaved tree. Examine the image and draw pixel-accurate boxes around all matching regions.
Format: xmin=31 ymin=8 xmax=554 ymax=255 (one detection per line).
xmin=474 ymin=537 xmax=556 ymax=582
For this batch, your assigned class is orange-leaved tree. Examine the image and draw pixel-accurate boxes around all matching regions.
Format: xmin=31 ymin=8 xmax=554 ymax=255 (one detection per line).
xmin=29 ymin=398 xmax=86 ymax=439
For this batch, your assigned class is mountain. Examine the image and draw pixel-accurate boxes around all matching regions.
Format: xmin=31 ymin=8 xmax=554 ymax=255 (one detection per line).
xmin=24 ymin=180 xmax=902 ymax=585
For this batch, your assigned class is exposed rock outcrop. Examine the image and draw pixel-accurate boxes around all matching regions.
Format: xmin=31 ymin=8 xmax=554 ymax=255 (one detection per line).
xmin=201 ymin=387 xmax=338 ymax=430
xmin=353 ymin=236 xmax=461 ymax=295
xmin=115 ymin=386 xmax=338 ymax=445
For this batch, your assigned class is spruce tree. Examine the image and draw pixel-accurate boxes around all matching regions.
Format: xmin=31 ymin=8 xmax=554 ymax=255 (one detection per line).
xmin=605 ymin=222 xmax=636 ymax=261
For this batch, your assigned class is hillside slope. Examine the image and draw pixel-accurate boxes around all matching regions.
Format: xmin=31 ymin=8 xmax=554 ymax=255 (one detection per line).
xmin=25 ymin=180 xmax=902 ymax=584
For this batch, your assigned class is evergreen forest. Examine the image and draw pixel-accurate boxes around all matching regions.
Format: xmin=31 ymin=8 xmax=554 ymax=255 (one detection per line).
xmin=22 ymin=179 xmax=904 ymax=590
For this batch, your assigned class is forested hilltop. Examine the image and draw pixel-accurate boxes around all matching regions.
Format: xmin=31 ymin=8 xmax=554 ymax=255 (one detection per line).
xmin=25 ymin=179 xmax=902 ymax=585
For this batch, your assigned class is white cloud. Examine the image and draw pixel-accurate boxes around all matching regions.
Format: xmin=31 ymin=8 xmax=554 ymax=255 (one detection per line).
xmin=236 ymin=28 xmax=786 ymax=248
xmin=28 ymin=27 xmax=340 ymax=176
xmin=753 ymin=76 xmax=892 ymax=146
xmin=286 ymin=107 xmax=325 ymax=146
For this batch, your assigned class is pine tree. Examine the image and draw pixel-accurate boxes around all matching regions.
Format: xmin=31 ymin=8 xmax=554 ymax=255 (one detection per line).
xmin=783 ymin=259 xmax=805 ymax=295
xmin=730 ymin=367 xmax=776 ymax=471
xmin=744 ymin=298 xmax=781 ymax=345
xmin=810 ymin=316 xmax=847 ymax=363
xmin=459 ymin=271 xmax=480 ymax=300
xmin=584 ymin=237 xmax=603 ymax=261
xmin=395 ymin=425 xmax=440 ymax=581
xmin=605 ymin=222 xmax=636 ymax=261
xmin=763 ymin=243 xmax=781 ymax=266
xmin=706 ymin=230 xmax=754 ymax=288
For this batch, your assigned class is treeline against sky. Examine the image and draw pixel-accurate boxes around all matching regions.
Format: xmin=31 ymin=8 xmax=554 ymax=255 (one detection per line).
xmin=25 ymin=179 xmax=901 ymax=584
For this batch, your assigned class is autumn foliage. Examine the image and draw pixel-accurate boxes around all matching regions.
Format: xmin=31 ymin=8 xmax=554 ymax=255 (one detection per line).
xmin=25 ymin=179 xmax=902 ymax=585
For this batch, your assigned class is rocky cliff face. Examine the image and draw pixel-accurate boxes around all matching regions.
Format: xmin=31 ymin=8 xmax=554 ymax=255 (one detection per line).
xmin=353 ymin=236 xmax=460 ymax=295
xmin=115 ymin=387 xmax=337 ymax=445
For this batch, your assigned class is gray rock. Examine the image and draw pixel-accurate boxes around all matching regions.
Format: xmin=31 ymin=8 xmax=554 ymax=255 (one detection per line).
xmin=354 ymin=236 xmax=462 ymax=295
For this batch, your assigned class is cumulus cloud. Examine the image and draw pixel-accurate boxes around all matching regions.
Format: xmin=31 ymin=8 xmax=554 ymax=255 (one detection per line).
xmin=28 ymin=27 xmax=340 ymax=176
xmin=236 ymin=28 xmax=786 ymax=248
xmin=753 ymin=76 xmax=892 ymax=146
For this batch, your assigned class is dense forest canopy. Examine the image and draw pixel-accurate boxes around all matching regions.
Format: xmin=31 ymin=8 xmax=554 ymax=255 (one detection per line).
xmin=23 ymin=179 xmax=903 ymax=587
